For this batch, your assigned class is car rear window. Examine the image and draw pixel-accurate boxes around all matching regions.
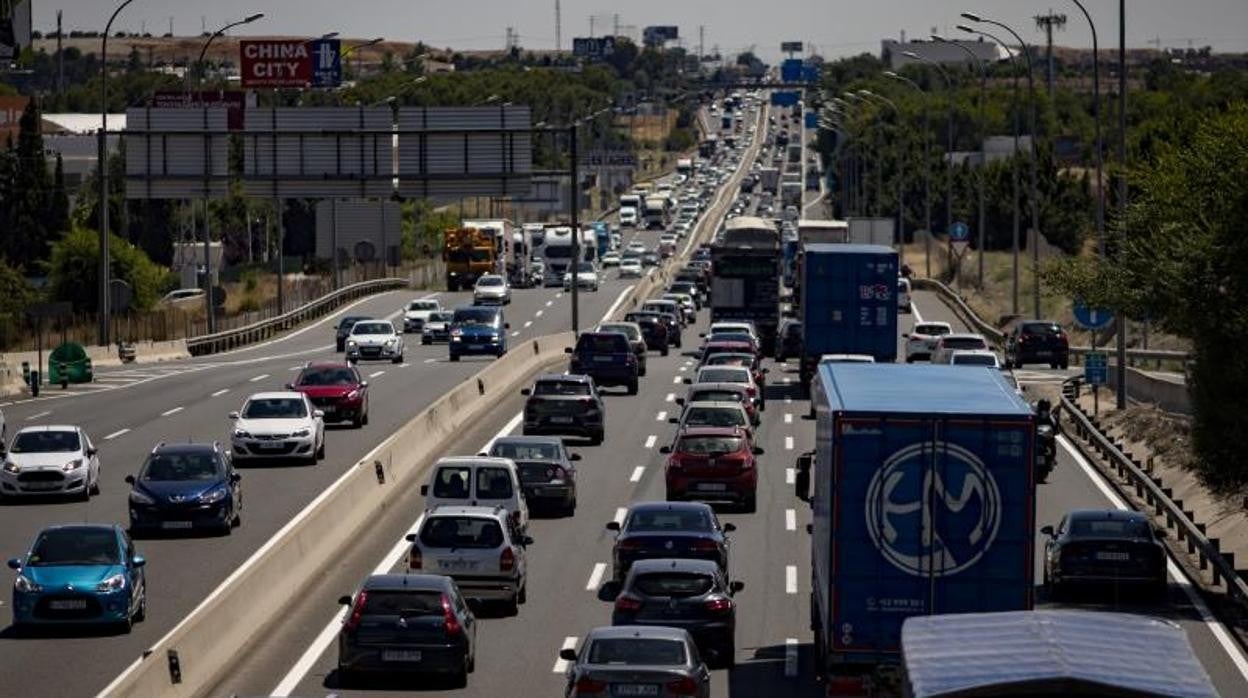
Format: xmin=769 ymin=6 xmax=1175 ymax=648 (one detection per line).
xmin=491 ymin=442 xmax=560 ymax=461
xmin=476 ymin=467 xmax=514 ymax=499
xmin=431 ymin=466 xmax=471 ymax=498
xmin=1069 ymin=518 xmax=1151 ymax=539
xmin=599 ymin=324 xmax=639 ymax=340
xmin=705 ymin=354 xmax=751 ymax=367
xmin=577 ymin=334 xmax=628 ymax=353
xmin=678 ymin=436 xmax=744 ymax=454
xmin=942 ymin=337 xmax=987 ymax=350
xmin=588 ymin=638 xmax=687 ymax=666
xmin=698 ymin=368 xmax=750 ymax=384
xmin=533 ymin=381 xmax=590 ymax=397
xmin=419 ymin=516 xmax=504 ymax=549
xmin=915 ymin=324 xmax=950 ymax=336
xmin=634 ymin=572 xmax=714 ymax=598
xmin=361 ymin=590 xmax=444 ymax=616
xmin=951 ymin=354 xmax=998 ymax=367
xmin=708 ymin=333 xmax=754 ymax=345
xmin=683 ymin=408 xmax=746 ymax=430
xmin=627 ymin=509 xmax=713 ymax=533
xmin=691 ymin=390 xmax=744 ymax=403
xmin=297 ymin=367 xmax=358 ymax=386
xmin=1022 ymin=323 xmax=1063 ymax=336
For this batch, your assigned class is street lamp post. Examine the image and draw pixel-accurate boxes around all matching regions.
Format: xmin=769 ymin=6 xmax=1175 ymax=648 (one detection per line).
xmin=1068 ymin=1 xmax=1104 ymax=257
xmin=885 ymin=71 xmax=932 ymax=277
xmin=99 ymin=0 xmax=137 ymax=346
xmin=341 ymin=37 xmax=385 ymax=78
xmin=932 ymin=35 xmax=988 ymax=291
xmin=859 ymin=90 xmax=904 ymax=253
xmin=194 ymin=14 xmax=264 ymax=87
xmin=903 ymin=52 xmax=954 ymax=281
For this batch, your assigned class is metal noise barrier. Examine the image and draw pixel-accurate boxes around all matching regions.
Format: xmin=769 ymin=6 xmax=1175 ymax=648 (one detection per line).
xmin=1059 ymin=376 xmax=1248 ymax=610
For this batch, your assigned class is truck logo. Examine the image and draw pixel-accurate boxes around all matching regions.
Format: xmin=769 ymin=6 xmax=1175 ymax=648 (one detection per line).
xmin=864 ymin=442 xmax=1001 ymax=577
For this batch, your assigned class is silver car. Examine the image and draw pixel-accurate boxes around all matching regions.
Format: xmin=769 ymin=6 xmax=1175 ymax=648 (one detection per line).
xmin=473 ymin=274 xmax=512 ymax=305
xmin=346 ymin=320 xmax=404 ymax=364
xmin=562 ymin=625 xmax=710 ymax=697
xmin=406 ymin=505 xmax=531 ymax=614
xmin=0 ymin=425 xmax=100 ymax=500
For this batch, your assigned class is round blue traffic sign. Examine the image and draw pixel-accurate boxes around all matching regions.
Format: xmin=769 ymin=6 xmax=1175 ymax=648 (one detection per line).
xmin=949 ymin=221 xmax=970 ymax=242
xmin=1072 ymin=299 xmax=1114 ymax=330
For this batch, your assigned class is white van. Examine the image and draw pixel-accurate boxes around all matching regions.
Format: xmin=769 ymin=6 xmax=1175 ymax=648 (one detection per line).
xmin=420 ymin=456 xmax=529 ymax=532
xmin=619 ymin=206 xmax=639 ymax=227
xmin=897 ymin=277 xmax=912 ymax=313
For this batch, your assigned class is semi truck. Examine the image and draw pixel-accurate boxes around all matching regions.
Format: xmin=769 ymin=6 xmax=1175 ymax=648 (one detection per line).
xmin=643 ymin=195 xmax=671 ymax=230
xmin=797 ymin=244 xmax=898 ymax=389
xmin=781 ymin=179 xmax=803 ymax=208
xmin=796 ymin=363 xmax=1036 ymax=696
xmin=676 ymin=157 xmax=694 ymax=176
xmin=787 ymin=219 xmax=850 ymax=294
xmin=460 ymin=219 xmax=516 ymax=286
xmin=442 ymin=226 xmax=502 ymax=291
xmin=711 ymin=216 xmax=781 ymax=355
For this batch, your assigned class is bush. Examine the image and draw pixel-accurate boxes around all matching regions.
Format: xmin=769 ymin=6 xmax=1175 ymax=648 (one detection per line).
xmin=47 ymin=226 xmax=173 ymax=312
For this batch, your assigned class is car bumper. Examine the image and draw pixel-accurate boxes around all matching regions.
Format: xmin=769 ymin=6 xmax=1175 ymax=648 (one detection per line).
xmin=12 ymin=589 xmax=133 ymax=625
xmin=0 ymin=470 xmax=89 ymax=497
xmin=571 ymin=368 xmax=636 ymax=387
xmin=474 ymin=295 xmax=508 ymax=305
xmin=524 ymin=413 xmax=603 ymax=436
xmin=130 ymin=500 xmax=232 ymax=530
xmin=447 ymin=574 xmax=521 ymax=601
xmin=338 ymin=640 xmax=467 ymax=675
xmin=667 ymin=470 xmax=757 ymax=502
xmin=402 ymin=318 xmax=426 ymax=332
xmin=450 ymin=338 xmax=503 ymax=355
xmin=523 ymin=484 xmax=575 ymax=508
xmin=308 ymin=401 xmax=364 ymax=422
xmin=346 ymin=345 xmax=402 ymax=360
xmin=232 ymin=436 xmax=316 ymax=458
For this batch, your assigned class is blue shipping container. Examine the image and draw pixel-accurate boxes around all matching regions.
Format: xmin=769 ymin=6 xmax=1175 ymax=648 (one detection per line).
xmin=809 ymin=364 xmax=1035 ymax=669
xmin=800 ymin=243 xmax=898 ymax=362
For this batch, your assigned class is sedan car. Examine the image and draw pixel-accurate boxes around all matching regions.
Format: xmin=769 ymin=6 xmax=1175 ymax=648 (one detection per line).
xmin=346 ymin=320 xmax=405 ymax=364
xmin=619 ymin=257 xmax=644 ymax=278
xmin=1 ymin=425 xmax=99 ymax=500
xmin=561 ymin=625 xmax=710 ymax=698
xmin=678 ymin=383 xmax=758 ymax=427
xmin=7 ymin=524 xmax=146 ymax=633
xmin=930 ymin=333 xmax=991 ymax=365
xmin=661 ymin=427 xmax=760 ymax=512
xmin=126 ymin=442 xmax=242 ymax=535
xmin=607 ymin=559 xmax=743 ymax=668
xmin=487 ymin=436 xmax=580 ymax=516
xmin=401 ymin=298 xmax=442 ymax=334
xmin=336 ymin=573 xmax=476 ymax=687
xmin=684 ymin=366 xmax=760 ymax=411
xmin=904 ymin=321 xmax=953 ymax=363
xmin=335 ymin=315 xmax=371 ymax=352
xmin=522 ymin=374 xmax=606 ymax=445
xmin=229 ymin=392 xmax=325 ymax=464
xmin=287 ymin=362 xmax=369 ymax=428
xmin=606 ymin=501 xmax=735 ymax=583
xmin=473 ymin=274 xmax=512 ymax=305
xmin=1042 ymin=509 xmax=1168 ymax=601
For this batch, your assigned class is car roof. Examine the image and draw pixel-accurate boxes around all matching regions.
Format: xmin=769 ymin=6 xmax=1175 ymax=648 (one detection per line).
xmin=1066 ymin=509 xmax=1150 ymax=523
xmin=535 ymin=373 xmax=591 ymax=384
xmin=629 ymin=558 xmax=721 ymax=575
xmin=301 ymin=361 xmax=354 ymax=370
xmin=628 ymin=500 xmax=714 ymax=515
xmin=362 ymin=573 xmax=453 ymax=592
xmin=939 ymin=333 xmax=986 ymax=341
xmin=434 ymin=456 xmax=515 ymax=468
xmin=585 ymin=625 xmax=694 ymax=643
xmin=697 ymin=366 xmax=751 ymax=378
xmin=246 ymin=391 xmax=306 ymax=401
xmin=689 ymin=382 xmax=747 ymax=393
xmin=493 ymin=435 xmax=564 ymax=446
xmin=14 ymin=425 xmax=80 ymax=434
xmin=684 ymin=401 xmax=747 ymax=411
xmin=425 ymin=504 xmax=507 ymax=519
xmin=151 ymin=442 xmax=219 ymax=455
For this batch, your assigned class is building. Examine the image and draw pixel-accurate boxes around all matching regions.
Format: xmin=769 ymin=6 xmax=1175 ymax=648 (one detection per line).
xmin=882 ymin=37 xmax=1005 ymax=70
xmin=40 ymin=113 xmax=126 ymax=189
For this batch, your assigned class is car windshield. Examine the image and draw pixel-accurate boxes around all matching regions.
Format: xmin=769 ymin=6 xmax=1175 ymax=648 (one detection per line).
xmin=915 ymin=324 xmax=950 ymax=336
xmin=408 ymin=301 xmax=438 ymax=311
xmin=698 ymin=368 xmax=750 ymax=384
xmin=621 ymin=259 xmax=641 ymax=267
xmin=491 ymin=442 xmax=561 ymax=461
xmin=352 ymin=322 xmax=392 ymax=335
xmin=943 ymin=337 xmax=987 ymax=350
xmin=297 ymin=367 xmax=358 ymax=386
xmin=634 ymin=572 xmax=715 ymax=598
xmin=709 ymin=333 xmax=753 ymax=344
xmin=627 ymin=508 xmax=713 ymax=533
xmin=532 ymin=380 xmax=591 ymax=397
xmin=242 ymin=398 xmax=307 ymax=419
xmin=544 ymin=246 xmax=573 ymax=259
xmin=952 ymin=354 xmax=998 ymax=367
xmin=577 ymin=334 xmax=627 ymax=353
xmin=141 ymin=452 xmax=220 ymax=481
xmin=27 ymin=529 xmax=120 ymax=567
xmin=361 ymin=590 xmax=444 ymax=617
xmin=705 ymin=354 xmax=751 ymax=367
xmin=453 ymin=308 xmax=497 ymax=325
xmin=10 ymin=430 xmax=80 ymax=453
xmin=684 ymin=409 xmax=746 ymax=430
xmin=419 ymin=516 xmax=505 ymax=549
xmin=678 ymin=435 xmax=744 ymax=454
xmin=476 ymin=467 xmax=514 ymax=499
xmin=478 ymin=277 xmax=504 ymax=287
xmin=587 ymin=638 xmax=687 ymax=666
xmin=1069 ymin=518 xmax=1152 ymax=539
xmin=1023 ymin=323 xmax=1063 ymax=337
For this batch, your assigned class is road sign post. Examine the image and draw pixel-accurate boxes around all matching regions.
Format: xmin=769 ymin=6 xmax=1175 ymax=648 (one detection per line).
xmin=1084 ymin=350 xmax=1108 ymax=416
xmin=949 ymin=221 xmax=970 ymax=287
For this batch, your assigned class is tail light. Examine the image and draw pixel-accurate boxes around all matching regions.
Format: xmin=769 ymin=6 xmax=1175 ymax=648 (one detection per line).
xmin=550 ymin=465 xmax=568 ymax=483
xmin=441 ymin=593 xmax=462 ymax=636
xmin=690 ymin=539 xmax=719 ymax=552
xmin=1018 ymin=334 xmax=1028 ymax=343
xmin=408 ymin=545 xmax=423 ymax=570
xmin=575 ymin=678 xmax=607 ymax=693
xmin=343 ymin=591 xmax=369 ymax=632
xmin=1057 ymin=333 xmax=1069 ymax=347
xmin=579 ymin=398 xmax=597 ymax=408
xmin=745 ymin=385 xmax=757 ymax=398
xmin=500 ymin=546 xmax=516 ymax=572
xmin=667 ymin=677 xmax=700 ymax=695
xmin=614 ymin=594 xmax=643 ymax=612
xmin=617 ymin=539 xmax=642 ymax=551
xmin=705 ymin=597 xmax=734 ymax=614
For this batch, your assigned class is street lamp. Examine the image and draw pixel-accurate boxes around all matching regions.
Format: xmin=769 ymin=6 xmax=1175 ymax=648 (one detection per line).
xmin=194 ymin=13 xmax=265 ymax=88
xmin=902 ymin=51 xmax=955 ymax=280
xmin=341 ymin=37 xmax=384 ymax=80
xmin=932 ymin=34 xmax=988 ymax=290
xmin=843 ymin=93 xmax=880 ymax=217
xmin=98 ymin=0 xmax=137 ymax=346
xmin=859 ymin=90 xmax=905 ymax=254
xmin=1061 ymin=2 xmax=1104 ymax=257
xmin=885 ymin=70 xmax=934 ymax=277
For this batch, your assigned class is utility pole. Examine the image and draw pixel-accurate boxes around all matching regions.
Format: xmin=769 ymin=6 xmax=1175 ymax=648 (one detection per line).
xmin=589 ymin=15 xmax=595 ymax=38
xmin=555 ymin=0 xmax=562 ymax=52
xmin=56 ymin=11 xmax=64 ymax=97
xmin=1115 ymin=0 xmax=1127 ymax=409
xmin=1034 ymin=11 xmax=1067 ymax=98
xmin=613 ymin=14 xmax=620 ymax=37
xmin=699 ymin=25 xmax=705 ymax=61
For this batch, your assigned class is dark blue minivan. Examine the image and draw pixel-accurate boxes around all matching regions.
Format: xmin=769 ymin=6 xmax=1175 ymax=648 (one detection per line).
xmin=449 ymin=306 xmax=509 ymax=361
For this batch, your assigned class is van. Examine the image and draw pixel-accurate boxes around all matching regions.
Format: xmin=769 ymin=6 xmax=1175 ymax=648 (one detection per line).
xmin=897 ymin=277 xmax=912 ymax=313
xmin=420 ymin=456 xmax=530 ymax=532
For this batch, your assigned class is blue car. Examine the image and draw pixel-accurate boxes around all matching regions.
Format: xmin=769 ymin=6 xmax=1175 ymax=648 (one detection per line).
xmin=126 ymin=442 xmax=243 ymax=535
xmin=449 ymin=306 xmax=509 ymax=361
xmin=7 ymin=524 xmax=147 ymax=633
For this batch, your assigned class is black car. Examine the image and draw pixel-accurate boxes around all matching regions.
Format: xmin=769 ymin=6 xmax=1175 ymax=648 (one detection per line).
xmin=624 ymin=311 xmax=671 ymax=356
xmin=337 ymin=574 xmax=477 ymax=687
xmin=641 ymin=250 xmax=661 ymax=267
xmin=1005 ymin=320 xmax=1070 ymax=369
xmin=567 ymin=332 xmax=640 ymax=395
xmin=775 ymin=319 xmax=803 ymax=362
xmin=606 ymin=501 xmax=735 ymax=582
xmin=604 ymin=558 xmax=743 ymax=668
xmin=668 ymin=281 xmax=703 ymax=309
xmin=522 ymin=374 xmax=606 ymax=444
xmin=487 ymin=436 xmax=579 ymax=516
xmin=125 ymin=442 xmax=242 ymax=535
xmin=335 ymin=315 xmax=372 ymax=352
xmin=1042 ymin=509 xmax=1168 ymax=601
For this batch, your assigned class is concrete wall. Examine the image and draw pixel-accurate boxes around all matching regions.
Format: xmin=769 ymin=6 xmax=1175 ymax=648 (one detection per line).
xmin=1108 ymin=366 xmax=1192 ymax=415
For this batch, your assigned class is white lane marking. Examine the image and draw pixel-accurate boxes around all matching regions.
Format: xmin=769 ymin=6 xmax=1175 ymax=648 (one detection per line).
xmin=511 ymin=331 xmax=520 ymax=337
xmin=786 ymin=468 xmax=796 ymax=485
xmin=677 ymin=365 xmax=687 ymax=372
xmin=599 ymin=285 xmax=636 ymax=324
xmin=399 ymin=363 xmax=410 ymax=368
xmin=211 ymin=389 xmax=230 ymax=397
xmin=535 ymin=310 xmax=544 ymax=318
xmin=546 ymin=300 xmax=554 ymax=307
xmin=785 ymin=436 xmax=794 ymax=450
xmin=586 ymin=563 xmax=607 ymax=592
xmin=785 ymin=413 xmax=793 ymax=424
xmin=268 ymin=409 xmax=524 ymax=697
xmin=784 ymin=396 xmax=792 ymax=404
xmin=665 ymin=393 xmax=675 ymax=402
xmin=1058 ymin=436 xmax=1248 ymax=681
xmin=784 ymin=638 xmax=799 ymax=677
xmin=786 ymin=509 xmax=796 ymax=532
xmin=553 ymin=636 xmax=578 ymax=673
xmin=424 ymin=358 xmax=436 ymax=364
xmin=911 ymin=301 xmax=926 ymax=325
xmin=672 ymin=376 xmax=682 ymax=384
xmin=781 ymin=376 xmax=791 ymax=384
xmin=555 ymin=293 xmax=563 ymax=299
xmin=630 ymin=466 xmax=645 ymax=482
xmin=161 ymin=406 xmax=184 ymax=417
xmin=369 ymin=370 xmax=385 ymax=378
xmin=287 ymin=366 xmax=301 ymax=371
xmin=656 ymin=411 xmax=667 ymax=422
xmin=614 ymin=507 xmax=627 ymax=525
xmin=524 ymin=321 xmax=533 ymax=329
xmin=249 ymin=373 xmax=270 ymax=382
xmin=25 ymin=410 xmax=51 ymax=421
xmin=644 ymin=435 xmax=657 ymax=449
xmin=104 ymin=428 xmax=130 ymax=441
xmin=786 ymin=565 xmax=798 ymax=594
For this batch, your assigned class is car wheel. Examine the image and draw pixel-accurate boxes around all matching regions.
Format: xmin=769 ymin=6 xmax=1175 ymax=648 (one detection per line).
xmin=352 ymin=411 xmax=364 ymax=429
xmin=1060 ymin=360 xmax=1069 ymax=370
xmin=79 ymin=483 xmax=91 ymax=502
xmin=719 ymin=640 xmax=737 ymax=669
xmin=421 ymin=336 xmax=431 ymax=345
xmin=502 ymin=594 xmax=519 ymax=617
xmin=450 ymin=354 xmax=460 ymax=362
xmin=393 ymin=354 xmax=403 ymax=364
xmin=518 ymin=581 xmax=528 ymax=605
xmin=336 ymin=341 xmax=345 ymax=352
xmin=317 ymin=438 xmax=326 ymax=460
xmin=742 ymin=494 xmax=757 ymax=514
xmin=627 ymin=380 xmax=638 ymax=396
xmin=591 ymin=429 xmax=605 ymax=446
xmin=116 ymin=613 xmax=133 ymax=635
xmin=90 ymin=475 xmax=101 ymax=496
xmin=661 ymin=345 xmax=669 ymax=357
xmin=362 ymin=407 xmax=369 ymax=426
xmin=134 ymin=593 xmax=147 ymax=623
xmin=639 ymin=364 xmax=647 ymax=377
xmin=450 ymin=657 xmax=470 ymax=688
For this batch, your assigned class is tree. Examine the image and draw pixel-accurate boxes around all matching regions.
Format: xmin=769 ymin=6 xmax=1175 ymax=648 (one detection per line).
xmin=46 ymin=226 xmax=173 ymax=313
xmin=1 ymin=100 xmax=66 ymax=265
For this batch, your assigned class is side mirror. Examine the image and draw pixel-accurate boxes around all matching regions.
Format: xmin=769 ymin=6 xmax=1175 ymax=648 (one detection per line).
xmin=285 ymin=383 xmax=295 ymax=390
xmin=405 ymin=533 xmax=417 ymax=542
xmin=730 ymin=581 xmax=745 ymax=595
xmin=569 ymin=453 xmax=582 ymax=461
xmin=668 ymin=417 xmax=680 ymax=424
xmin=6 ymin=558 xmax=21 ymax=570
xmin=231 ymin=473 xmax=242 ymax=483
xmin=124 ymin=475 xmax=136 ymax=485
xmin=313 ymin=410 xmax=325 ymax=419
xmin=520 ymin=535 xmax=535 ymax=546
xmin=520 ymin=388 xmax=532 ymax=396
xmin=795 ymin=468 xmax=811 ymax=502
xmin=505 ymin=323 xmax=511 ymax=330
xmin=1040 ymin=525 xmax=1055 ymax=538
xmin=564 ymin=347 xmax=573 ymax=354
xmin=360 ymin=381 xmax=368 ymax=388
xmin=683 ymin=378 xmax=692 ymax=385
xmin=228 ymin=411 xmax=240 ymax=420
xmin=420 ymin=484 xmax=429 ymax=497
xmin=559 ymin=648 xmax=578 ymax=662
xmin=675 ymin=397 xmax=685 ymax=406
xmin=338 ymin=595 xmax=353 ymax=606
xmin=605 ymin=521 xmax=621 ymax=532
xmin=699 ymin=332 xmax=707 ymax=338
xmin=131 ymin=555 xmax=146 ymax=568
xmin=659 ymin=445 xmax=672 ymax=454
xmin=597 ymin=580 xmax=622 ymax=602
xmin=752 ymin=446 xmax=764 ymax=455
xmin=723 ymin=523 xmax=737 ymax=533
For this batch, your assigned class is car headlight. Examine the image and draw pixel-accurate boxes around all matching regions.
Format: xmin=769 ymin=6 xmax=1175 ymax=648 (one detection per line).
xmin=385 ymin=338 xmax=397 ymax=346
xmin=14 ymin=574 xmax=40 ymax=593
xmin=63 ymin=459 xmax=83 ymax=472
xmin=199 ymin=487 xmax=229 ymax=504
xmin=293 ymin=427 xmax=312 ymax=437
xmin=129 ymin=489 xmax=155 ymax=506
xmin=347 ymin=340 xmax=358 ymax=348
xmin=233 ymin=429 xmax=251 ymax=439
xmin=2 ymin=460 xmax=18 ymax=474
xmin=96 ymin=573 xmax=126 ymax=593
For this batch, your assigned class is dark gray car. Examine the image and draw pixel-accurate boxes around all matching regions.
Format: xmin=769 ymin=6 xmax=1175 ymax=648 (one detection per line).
xmin=561 ymin=625 xmax=710 ymax=697
xmin=521 ymin=374 xmax=606 ymax=445
xmin=597 ymin=322 xmax=648 ymax=376
xmin=487 ymin=435 xmax=580 ymax=516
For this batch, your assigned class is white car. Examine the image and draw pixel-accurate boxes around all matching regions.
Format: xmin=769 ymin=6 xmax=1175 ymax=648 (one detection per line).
xmin=345 ymin=319 xmax=405 ymax=364
xmin=420 ymin=456 xmax=529 ymax=533
xmin=619 ymin=258 xmax=644 ymax=278
xmin=600 ymin=252 xmax=621 ymax=267
xmin=949 ymin=350 xmax=1001 ymax=368
xmin=406 ymin=505 xmax=530 ymax=612
xmin=898 ymin=277 xmax=912 ymax=313
xmin=708 ymin=321 xmax=759 ymax=346
xmin=230 ymin=392 xmax=325 ymax=464
xmin=626 ymin=241 xmax=647 ymax=255
xmin=904 ymin=321 xmax=953 ymax=362
xmin=401 ymin=298 xmax=442 ymax=333
xmin=0 ymin=425 xmax=99 ymax=500
xmin=563 ymin=262 xmax=600 ymax=291
xmin=619 ymin=207 xmax=639 ymax=227
xmin=473 ymin=274 xmax=512 ymax=305
xmin=930 ymin=333 xmax=991 ymax=364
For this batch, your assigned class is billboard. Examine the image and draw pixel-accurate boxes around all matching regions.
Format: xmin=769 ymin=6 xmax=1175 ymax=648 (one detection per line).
xmin=780 ymin=41 xmax=804 ymax=53
xmin=152 ymin=90 xmax=249 ymax=131
xmin=239 ymin=38 xmax=341 ymax=88
xmin=396 ymin=105 xmax=533 ymax=200
xmin=642 ymin=25 xmax=678 ymax=47
xmin=0 ymin=0 xmax=32 ymax=62
xmin=0 ymin=94 xmax=28 ymax=144
xmin=573 ymin=36 xmax=616 ymax=58
xmin=243 ymin=107 xmax=394 ymax=199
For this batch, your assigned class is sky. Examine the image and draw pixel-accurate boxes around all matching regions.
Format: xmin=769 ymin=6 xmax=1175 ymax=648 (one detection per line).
xmin=35 ymin=1 xmax=1248 ymax=61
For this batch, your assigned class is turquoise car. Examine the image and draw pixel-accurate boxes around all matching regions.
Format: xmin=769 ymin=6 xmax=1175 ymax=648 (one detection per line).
xmin=7 ymin=524 xmax=147 ymax=633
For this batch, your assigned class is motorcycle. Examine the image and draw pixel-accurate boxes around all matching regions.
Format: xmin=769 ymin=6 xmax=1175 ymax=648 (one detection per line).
xmin=1034 ymin=399 xmax=1058 ymax=483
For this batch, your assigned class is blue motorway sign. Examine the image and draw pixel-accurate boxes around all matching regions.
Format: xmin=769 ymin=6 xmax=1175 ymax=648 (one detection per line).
xmin=949 ymin=221 xmax=970 ymax=242
xmin=802 ymin=65 xmax=822 ymax=83
xmin=1072 ymin=299 xmax=1114 ymax=331
xmin=1084 ymin=351 xmax=1108 ymax=386
xmin=805 ymin=112 xmax=817 ymax=129
xmin=770 ymin=91 xmax=800 ymax=107
xmin=781 ymin=58 xmax=804 ymax=82
xmin=573 ymin=36 xmax=616 ymax=58
xmin=309 ymin=38 xmax=342 ymax=88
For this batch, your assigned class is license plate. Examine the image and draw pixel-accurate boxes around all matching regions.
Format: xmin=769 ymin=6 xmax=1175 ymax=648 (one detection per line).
xmin=381 ymin=650 xmax=423 ymax=663
xmin=1096 ymin=551 xmax=1130 ymax=562
xmin=550 ymin=416 xmax=574 ymax=424
xmin=592 ymin=356 xmax=614 ymax=363
xmin=613 ymin=684 xmax=659 ymax=697
xmin=468 ymin=344 xmax=485 ymax=350
xmin=161 ymin=521 xmax=193 ymax=529
xmin=49 ymin=600 xmax=87 ymax=610
xmin=1034 ymin=350 xmax=1051 ymax=357
xmin=26 ymin=482 xmax=60 ymax=490
xmin=442 ymin=560 xmax=478 ymax=571
xmin=696 ymin=482 xmax=728 ymax=491
xmin=258 ymin=442 xmax=286 ymax=450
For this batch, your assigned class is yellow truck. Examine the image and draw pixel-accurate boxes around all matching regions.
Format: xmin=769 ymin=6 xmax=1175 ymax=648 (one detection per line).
xmin=443 ymin=228 xmax=498 ymax=291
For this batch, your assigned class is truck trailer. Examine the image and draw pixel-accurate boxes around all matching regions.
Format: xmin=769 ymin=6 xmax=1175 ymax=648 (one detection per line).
xmin=711 ymin=216 xmax=781 ymax=355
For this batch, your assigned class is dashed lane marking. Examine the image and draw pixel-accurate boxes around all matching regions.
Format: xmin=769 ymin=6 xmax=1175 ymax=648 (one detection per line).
xmin=104 ymin=428 xmax=130 ymax=440
xmin=161 ymin=406 xmax=184 ymax=417
xmin=552 ymin=636 xmax=578 ymax=673
xmin=630 ymin=466 xmax=645 ymax=482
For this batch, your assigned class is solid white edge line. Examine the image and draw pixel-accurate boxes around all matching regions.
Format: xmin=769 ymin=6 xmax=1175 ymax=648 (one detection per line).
xmin=630 ymin=466 xmax=645 ymax=483
xmin=598 ymin=285 xmax=636 ymax=324
xmin=1058 ymin=436 xmax=1248 ymax=681
xmin=784 ymin=637 xmax=800 ymax=678
xmin=585 ymin=563 xmax=607 ymax=592
xmin=785 ymin=509 xmax=797 ymax=532
xmin=552 ymin=636 xmax=579 ymax=673
xmin=785 ymin=565 xmax=798 ymax=594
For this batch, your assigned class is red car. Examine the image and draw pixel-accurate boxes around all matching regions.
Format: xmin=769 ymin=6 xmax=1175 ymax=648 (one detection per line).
xmin=660 ymin=426 xmax=762 ymax=513
xmin=287 ymin=362 xmax=370 ymax=428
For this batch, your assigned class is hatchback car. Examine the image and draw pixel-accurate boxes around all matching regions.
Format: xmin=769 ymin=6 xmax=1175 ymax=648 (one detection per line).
xmin=661 ymin=427 xmax=761 ymax=512
xmin=685 ymin=366 xmax=760 ymax=411
xmin=601 ymin=252 xmax=621 ymax=267
xmin=668 ymin=281 xmax=703 ymax=309
xmin=775 ymin=319 xmax=803 ymax=362
xmin=606 ymin=501 xmax=735 ymax=582
xmin=904 ymin=321 xmax=953 ymax=362
xmin=287 ymin=362 xmax=369 ymax=428
xmin=487 ymin=436 xmax=580 ymax=516
xmin=336 ymin=573 xmax=476 ymax=687
xmin=597 ymin=322 xmax=648 ymax=376
xmin=229 ymin=392 xmax=325 ymax=464
xmin=662 ymin=293 xmax=697 ymax=323
xmin=1 ymin=425 xmax=99 ymax=500
xmin=930 ymin=333 xmax=991 ymax=365
xmin=335 ymin=315 xmax=372 ymax=352
xmin=949 ymin=350 xmax=1001 ymax=368
xmin=521 ymin=374 xmax=606 ymax=445
xmin=7 ymin=524 xmax=146 ymax=633
xmin=420 ymin=457 xmax=529 ymax=533
xmin=624 ymin=312 xmax=671 ymax=356
xmin=642 ymin=299 xmax=686 ymax=332
xmin=449 ymin=306 xmax=509 ymax=361
xmin=420 ymin=311 xmax=455 ymax=345
xmin=401 ymin=298 xmax=442 ymax=333
xmin=406 ymin=505 xmax=532 ymax=614
xmin=563 ymin=262 xmax=601 ymax=292
xmin=1006 ymin=320 xmax=1071 ymax=369
xmin=567 ymin=332 xmax=640 ymax=395
xmin=619 ymin=257 xmax=644 ymax=278
xmin=607 ymin=559 xmax=744 ymax=668
xmin=669 ymin=402 xmax=753 ymax=439
xmin=561 ymin=626 xmax=710 ymax=698
xmin=473 ymin=274 xmax=511 ymax=306
xmin=1042 ymin=509 xmax=1168 ymax=601
xmin=678 ymin=383 xmax=758 ymax=427
xmin=126 ymin=442 xmax=241 ymax=535
xmin=346 ymin=320 xmax=405 ymax=364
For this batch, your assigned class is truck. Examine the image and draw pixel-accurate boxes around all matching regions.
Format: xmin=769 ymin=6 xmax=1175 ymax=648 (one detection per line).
xmin=781 ymin=179 xmax=803 ymax=208
xmin=442 ymin=227 xmax=502 ymax=291
xmin=847 ymin=217 xmax=896 ymax=246
xmin=643 ymin=195 xmax=671 ymax=230
xmin=590 ymin=221 xmax=611 ymax=258
xmin=797 ymin=244 xmax=898 ymax=388
xmin=711 ymin=216 xmax=781 ymax=355
xmin=461 ymin=219 xmax=516 ymax=287
xmin=758 ymin=167 xmax=780 ymax=194
xmin=796 ymin=363 xmax=1036 ymax=695
xmin=676 ymin=157 xmax=694 ymax=176
xmin=721 ymin=114 xmax=733 ymax=131
xmin=787 ymin=219 xmax=850 ymax=293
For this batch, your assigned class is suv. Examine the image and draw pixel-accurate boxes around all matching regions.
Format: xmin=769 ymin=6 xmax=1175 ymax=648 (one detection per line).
xmin=661 ymin=427 xmax=761 ymax=512
xmin=125 ymin=442 xmax=242 ymax=535
xmin=930 ymin=333 xmax=990 ymax=365
xmin=406 ymin=505 xmax=532 ymax=614
xmin=624 ymin=311 xmax=671 ymax=356
xmin=776 ymin=319 xmax=802 ymax=362
xmin=487 ymin=436 xmax=580 ymax=516
xmin=287 ymin=362 xmax=369 ymax=428
xmin=1006 ymin=321 xmax=1070 ymax=369
xmin=904 ymin=322 xmax=953 ymax=362
xmin=567 ymin=332 xmax=640 ymax=395
xmin=597 ymin=322 xmax=648 ymax=376
xmin=449 ymin=306 xmax=509 ymax=361
xmin=521 ymin=374 xmax=606 ymax=445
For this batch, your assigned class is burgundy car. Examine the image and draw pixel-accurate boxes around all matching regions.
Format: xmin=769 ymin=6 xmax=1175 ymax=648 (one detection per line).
xmin=660 ymin=427 xmax=761 ymax=513
xmin=287 ymin=362 xmax=369 ymax=428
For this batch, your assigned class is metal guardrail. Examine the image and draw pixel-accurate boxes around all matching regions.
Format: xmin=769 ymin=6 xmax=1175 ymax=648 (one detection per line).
xmin=1059 ymin=376 xmax=1248 ymax=609
xmin=185 ymin=278 xmax=408 ymax=356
